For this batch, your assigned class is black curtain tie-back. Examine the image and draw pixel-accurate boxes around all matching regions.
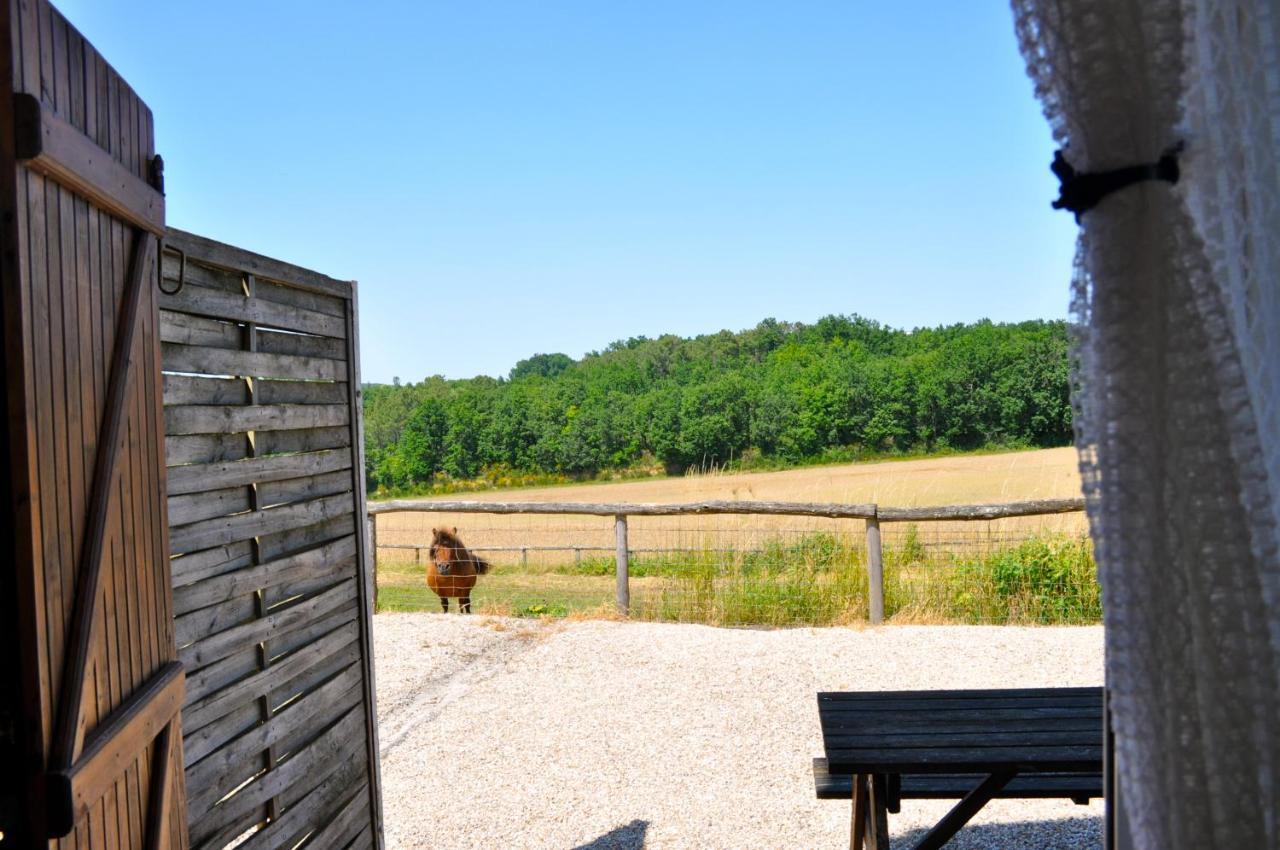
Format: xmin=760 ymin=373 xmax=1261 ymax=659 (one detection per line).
xmin=1051 ymin=142 xmax=1183 ymax=221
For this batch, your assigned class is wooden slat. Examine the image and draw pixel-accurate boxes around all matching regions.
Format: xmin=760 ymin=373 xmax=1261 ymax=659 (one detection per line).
xmin=178 ymin=579 xmax=356 ymax=669
xmin=164 ymin=229 xmax=353 ymax=300
xmin=160 ymin=343 xmax=346 ymax=381
xmin=164 ymin=403 xmax=348 ymax=435
xmin=173 ymin=535 xmax=357 ymax=615
xmin=167 ymin=485 xmax=251 ymax=528
xmin=169 ymin=492 xmax=354 ymax=554
xmin=256 ymin=328 xmax=346 ymax=360
xmin=159 ymin=310 xmax=239 ymax=349
xmin=170 ymin=542 xmax=254 ymax=588
xmin=13 ymin=93 xmax=164 ymax=234
xmin=162 ymin=374 xmax=249 ymax=406
xmin=46 ymin=662 xmax=184 ymax=835
xmin=257 ymin=469 xmax=352 ymax=509
xmin=158 ymin=286 xmax=345 ymax=339
xmin=189 ymin=706 xmax=365 ymax=847
xmin=183 ymin=624 xmax=360 ymax=740
xmin=254 ymin=379 xmax=348 ymax=405
xmin=167 ymin=448 xmax=352 ymax=496
xmin=811 ymin=759 xmax=1102 ymax=801
xmin=185 ymin=670 xmax=362 ymax=816
xmin=255 ymin=425 xmax=350 ymax=455
xmin=51 ymin=230 xmax=157 ymax=776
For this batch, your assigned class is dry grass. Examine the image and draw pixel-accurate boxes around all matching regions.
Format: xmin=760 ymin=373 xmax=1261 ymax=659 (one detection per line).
xmin=372 ymin=447 xmax=1086 ymax=564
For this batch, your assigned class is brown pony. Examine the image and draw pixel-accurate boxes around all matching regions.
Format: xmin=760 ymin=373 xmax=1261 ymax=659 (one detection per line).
xmin=427 ymin=527 xmax=491 ymax=613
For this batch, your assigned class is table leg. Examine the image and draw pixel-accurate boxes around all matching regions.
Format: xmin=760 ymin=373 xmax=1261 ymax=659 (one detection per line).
xmin=866 ymin=774 xmax=891 ymax=850
xmin=850 ymin=774 xmax=868 ymax=850
xmin=910 ymin=770 xmax=1017 ymax=850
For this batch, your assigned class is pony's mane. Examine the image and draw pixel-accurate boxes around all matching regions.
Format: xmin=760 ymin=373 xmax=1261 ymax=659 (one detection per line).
xmin=432 ymin=528 xmax=465 ymax=547
xmin=429 ymin=528 xmax=491 ymax=573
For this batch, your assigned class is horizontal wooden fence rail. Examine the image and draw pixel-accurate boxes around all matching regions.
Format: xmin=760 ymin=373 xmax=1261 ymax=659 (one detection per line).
xmin=366 ymin=498 xmax=1085 ymax=624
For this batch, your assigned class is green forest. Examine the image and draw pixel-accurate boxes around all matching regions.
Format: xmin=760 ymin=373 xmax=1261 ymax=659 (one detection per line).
xmin=363 ymin=316 xmax=1072 ymax=494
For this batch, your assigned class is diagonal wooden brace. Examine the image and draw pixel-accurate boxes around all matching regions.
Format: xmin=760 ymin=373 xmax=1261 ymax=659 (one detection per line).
xmin=910 ymin=770 xmax=1018 ymax=850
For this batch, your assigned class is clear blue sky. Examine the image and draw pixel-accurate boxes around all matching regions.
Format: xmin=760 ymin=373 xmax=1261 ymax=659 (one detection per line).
xmin=59 ymin=1 xmax=1074 ymax=383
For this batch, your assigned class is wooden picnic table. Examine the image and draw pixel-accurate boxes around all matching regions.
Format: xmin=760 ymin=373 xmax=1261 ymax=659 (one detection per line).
xmin=816 ymin=686 xmax=1104 ymax=849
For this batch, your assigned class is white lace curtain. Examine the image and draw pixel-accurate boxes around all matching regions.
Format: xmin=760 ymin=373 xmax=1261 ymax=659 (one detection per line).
xmin=1010 ymin=1 xmax=1280 ymax=847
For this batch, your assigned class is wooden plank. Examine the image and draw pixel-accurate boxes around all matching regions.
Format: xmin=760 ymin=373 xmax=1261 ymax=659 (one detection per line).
xmin=256 ymin=328 xmax=346 ymax=360
xmin=820 ymin=694 xmax=1102 ymax=711
xmin=143 ymin=717 xmax=178 ymax=850
xmin=257 ymin=469 xmax=352 ymax=509
xmin=164 ymin=402 xmax=348 ymax=435
xmin=366 ymin=498 xmax=1087 ymax=521
xmin=51 ymin=230 xmax=156 ymax=774
xmin=160 ymin=343 xmax=346 ymax=381
xmin=46 ymin=662 xmax=184 ymax=835
xmin=243 ymin=755 xmax=366 ymax=850
xmin=158 ymin=285 xmax=345 ymax=339
xmin=293 ymin=779 xmax=371 ymax=849
xmin=818 ymin=718 xmax=1103 ymax=736
xmin=254 ymin=378 xmax=348 ymax=405
xmin=164 ymin=228 xmax=353 ymax=300
xmin=822 ymin=730 xmax=1102 ymax=748
xmin=167 ymin=448 xmax=352 ymax=496
xmin=369 ymin=498 xmax=879 ymax=519
xmin=173 ymin=535 xmax=357 ymax=615
xmin=166 ymin=485 xmax=251 ymax=528
xmin=178 ymin=578 xmax=356 ymax=669
xmin=255 ymin=424 xmax=350 ymax=455
xmin=169 ymin=492 xmax=353 ymax=554
xmin=819 ymin=687 xmax=1102 ymax=702
xmin=182 ymin=624 xmax=360 ymax=739
xmin=164 ymin=433 xmax=247 ymax=466
xmin=812 ymin=760 xmax=1102 ymax=801
xmin=170 ymin=542 xmax=254 ymax=588
xmin=184 ymin=671 xmax=362 ymax=817
xmin=174 ymin=595 xmax=256 ymax=650
xmin=345 ymin=284 xmax=384 ymax=849
xmin=877 ymin=498 xmax=1086 ymax=522
xmin=13 ymin=93 xmax=164 ymax=234
xmin=158 ymin=310 xmax=240 ymax=350
xmin=162 ymin=374 xmax=248 ymax=406
xmin=258 ymin=512 xmax=357 ymax=563
xmin=161 ymin=255 xmax=242 ymax=295
xmin=823 ymin=745 xmax=1102 ymax=775
xmin=188 ymin=706 xmax=365 ymax=847
xmin=262 ymin=552 xmax=357 ymax=609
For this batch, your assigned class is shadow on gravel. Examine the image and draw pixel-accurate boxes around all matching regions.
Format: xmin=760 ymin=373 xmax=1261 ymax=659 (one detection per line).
xmin=895 ymin=814 xmax=1101 ymax=849
xmin=571 ymin=819 xmax=649 ymax=849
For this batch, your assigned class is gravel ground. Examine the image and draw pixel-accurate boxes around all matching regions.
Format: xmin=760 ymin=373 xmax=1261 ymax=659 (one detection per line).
xmin=374 ymin=615 xmax=1104 ymax=850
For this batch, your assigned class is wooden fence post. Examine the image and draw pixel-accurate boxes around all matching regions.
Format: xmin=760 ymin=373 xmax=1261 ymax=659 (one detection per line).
xmin=368 ymin=514 xmax=379 ymax=612
xmin=615 ymin=515 xmax=630 ymax=615
xmin=865 ymin=515 xmax=884 ymax=625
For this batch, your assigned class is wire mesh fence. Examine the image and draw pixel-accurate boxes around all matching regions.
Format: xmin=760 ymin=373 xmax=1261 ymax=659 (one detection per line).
xmin=369 ymin=504 xmax=1096 ymax=626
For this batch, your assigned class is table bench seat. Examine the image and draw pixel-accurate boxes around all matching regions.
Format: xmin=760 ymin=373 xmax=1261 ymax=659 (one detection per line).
xmin=813 ymin=758 xmax=1101 ymax=804
xmin=815 ymin=686 xmax=1105 ymax=848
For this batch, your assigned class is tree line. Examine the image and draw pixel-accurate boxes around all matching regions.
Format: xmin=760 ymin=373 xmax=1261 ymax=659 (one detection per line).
xmin=363 ymin=315 xmax=1072 ymax=492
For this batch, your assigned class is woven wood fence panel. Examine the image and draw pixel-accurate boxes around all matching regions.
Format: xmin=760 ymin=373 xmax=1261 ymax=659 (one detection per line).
xmin=160 ymin=228 xmax=381 ymax=850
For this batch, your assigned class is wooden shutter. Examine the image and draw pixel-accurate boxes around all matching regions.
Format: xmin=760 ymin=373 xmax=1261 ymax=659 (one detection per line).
xmin=1 ymin=1 xmax=187 ymax=847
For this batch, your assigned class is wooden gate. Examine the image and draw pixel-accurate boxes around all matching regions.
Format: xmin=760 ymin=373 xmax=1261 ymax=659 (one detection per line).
xmin=160 ymin=229 xmax=382 ymax=849
xmin=1 ymin=0 xmax=187 ymax=847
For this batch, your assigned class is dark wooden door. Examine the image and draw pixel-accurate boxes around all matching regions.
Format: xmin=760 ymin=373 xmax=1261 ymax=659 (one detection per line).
xmin=0 ymin=1 xmax=188 ymax=847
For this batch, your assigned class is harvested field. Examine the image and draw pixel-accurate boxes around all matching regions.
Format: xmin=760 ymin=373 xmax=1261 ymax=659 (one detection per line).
xmin=371 ymin=447 xmax=1087 ymax=565
xmin=375 ymin=614 xmax=1104 ymax=849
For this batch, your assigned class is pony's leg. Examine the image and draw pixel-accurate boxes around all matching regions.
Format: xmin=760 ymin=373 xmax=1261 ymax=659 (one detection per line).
xmin=460 ymin=596 xmax=472 ymax=614
xmin=440 ymin=596 xmax=449 ymax=613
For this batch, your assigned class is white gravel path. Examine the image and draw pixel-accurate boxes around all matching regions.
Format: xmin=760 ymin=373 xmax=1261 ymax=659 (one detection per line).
xmin=374 ymin=615 xmax=1104 ymax=849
